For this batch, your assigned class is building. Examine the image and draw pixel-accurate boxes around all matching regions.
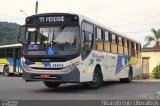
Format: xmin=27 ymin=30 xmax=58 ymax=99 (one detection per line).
xmin=142 ymin=47 xmax=160 ymax=79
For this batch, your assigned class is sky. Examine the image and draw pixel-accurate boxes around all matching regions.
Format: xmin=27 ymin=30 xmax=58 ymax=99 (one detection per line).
xmin=0 ymin=0 xmax=160 ymax=46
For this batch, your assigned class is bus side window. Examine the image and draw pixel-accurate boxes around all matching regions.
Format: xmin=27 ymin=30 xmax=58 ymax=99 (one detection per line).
xmin=81 ymin=22 xmax=94 ymax=60
xmin=82 ymin=31 xmax=92 ymax=49
xmin=0 ymin=48 xmax=5 ymax=58
xmin=6 ymin=48 xmax=13 ymax=57
xmin=81 ymin=31 xmax=85 ymax=48
xmin=111 ymin=34 xmax=117 ymax=53
xmin=131 ymin=42 xmax=136 ymax=57
xmin=128 ymin=41 xmax=131 ymax=56
xmin=124 ymin=39 xmax=128 ymax=55
xmin=118 ymin=36 xmax=123 ymax=54
xmin=104 ymin=31 xmax=110 ymax=52
xmin=96 ymin=28 xmax=103 ymax=51
xmin=138 ymin=44 xmax=141 ymax=58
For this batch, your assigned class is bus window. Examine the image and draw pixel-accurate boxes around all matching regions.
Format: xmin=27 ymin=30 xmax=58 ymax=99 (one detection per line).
xmin=138 ymin=44 xmax=141 ymax=58
xmin=81 ymin=22 xmax=94 ymax=59
xmin=128 ymin=41 xmax=131 ymax=56
xmin=111 ymin=34 xmax=117 ymax=53
xmin=135 ymin=43 xmax=141 ymax=58
xmin=83 ymin=32 xmax=93 ymax=49
xmin=0 ymin=48 xmax=5 ymax=58
xmin=104 ymin=31 xmax=110 ymax=52
xmin=130 ymin=42 xmax=136 ymax=57
xmin=96 ymin=28 xmax=103 ymax=51
xmin=6 ymin=48 xmax=13 ymax=57
xmin=124 ymin=39 xmax=128 ymax=55
xmin=118 ymin=36 xmax=123 ymax=54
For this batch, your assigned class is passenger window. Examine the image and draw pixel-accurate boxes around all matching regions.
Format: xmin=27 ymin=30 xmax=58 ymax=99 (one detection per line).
xmin=96 ymin=28 xmax=103 ymax=51
xmin=124 ymin=39 xmax=128 ymax=55
xmin=6 ymin=48 xmax=13 ymax=57
xmin=111 ymin=34 xmax=117 ymax=53
xmin=81 ymin=22 xmax=94 ymax=59
xmin=104 ymin=31 xmax=110 ymax=52
xmin=0 ymin=48 xmax=5 ymax=58
xmin=118 ymin=37 xmax=122 ymax=46
xmin=82 ymin=31 xmax=93 ymax=49
xmin=118 ymin=36 xmax=123 ymax=54
xmin=112 ymin=34 xmax=116 ymax=43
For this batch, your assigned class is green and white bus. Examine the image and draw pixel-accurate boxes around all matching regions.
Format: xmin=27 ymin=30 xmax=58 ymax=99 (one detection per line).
xmin=0 ymin=44 xmax=22 ymax=76
xmin=18 ymin=13 xmax=141 ymax=89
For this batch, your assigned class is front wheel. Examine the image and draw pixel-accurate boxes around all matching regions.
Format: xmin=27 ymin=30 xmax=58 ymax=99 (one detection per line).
xmin=43 ymin=81 xmax=61 ymax=88
xmin=83 ymin=68 xmax=103 ymax=89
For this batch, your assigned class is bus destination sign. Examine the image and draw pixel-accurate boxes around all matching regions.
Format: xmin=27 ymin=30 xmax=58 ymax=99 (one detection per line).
xmin=39 ymin=16 xmax=64 ymax=23
xmin=26 ymin=15 xmax=79 ymax=24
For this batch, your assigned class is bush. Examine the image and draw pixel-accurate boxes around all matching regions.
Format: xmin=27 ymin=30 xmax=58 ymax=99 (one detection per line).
xmin=153 ymin=65 xmax=160 ymax=79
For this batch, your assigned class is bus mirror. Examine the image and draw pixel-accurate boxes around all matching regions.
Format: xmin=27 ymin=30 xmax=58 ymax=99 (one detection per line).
xmin=18 ymin=26 xmax=26 ymax=45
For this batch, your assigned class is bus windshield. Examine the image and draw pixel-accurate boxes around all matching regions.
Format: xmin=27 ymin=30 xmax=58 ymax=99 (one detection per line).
xmin=25 ymin=26 xmax=79 ymax=55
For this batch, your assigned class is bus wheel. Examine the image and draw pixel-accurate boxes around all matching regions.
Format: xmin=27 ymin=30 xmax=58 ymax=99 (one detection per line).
xmin=120 ymin=67 xmax=132 ymax=83
xmin=43 ymin=81 xmax=61 ymax=88
xmin=83 ymin=68 xmax=102 ymax=89
xmin=3 ymin=65 xmax=10 ymax=76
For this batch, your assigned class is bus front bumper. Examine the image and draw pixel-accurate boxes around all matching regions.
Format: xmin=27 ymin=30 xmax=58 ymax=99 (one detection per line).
xmin=22 ymin=67 xmax=80 ymax=83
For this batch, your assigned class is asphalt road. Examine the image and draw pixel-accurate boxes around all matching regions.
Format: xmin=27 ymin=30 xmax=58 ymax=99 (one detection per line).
xmin=0 ymin=76 xmax=159 ymax=100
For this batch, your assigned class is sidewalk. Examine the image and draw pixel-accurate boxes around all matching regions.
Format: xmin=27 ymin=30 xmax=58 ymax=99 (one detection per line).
xmin=134 ymin=79 xmax=160 ymax=82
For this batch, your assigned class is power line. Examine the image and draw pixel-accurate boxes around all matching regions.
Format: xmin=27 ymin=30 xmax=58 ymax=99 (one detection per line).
xmin=124 ymin=31 xmax=150 ymax=34
xmin=111 ymin=14 xmax=160 ymax=27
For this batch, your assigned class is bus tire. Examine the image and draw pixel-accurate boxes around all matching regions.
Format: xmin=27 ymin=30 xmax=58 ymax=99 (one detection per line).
xmin=83 ymin=68 xmax=103 ymax=89
xmin=3 ymin=65 xmax=10 ymax=76
xmin=43 ymin=81 xmax=61 ymax=88
xmin=120 ymin=67 xmax=132 ymax=83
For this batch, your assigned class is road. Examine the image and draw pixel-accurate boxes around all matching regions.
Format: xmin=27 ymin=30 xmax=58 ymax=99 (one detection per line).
xmin=0 ymin=76 xmax=159 ymax=100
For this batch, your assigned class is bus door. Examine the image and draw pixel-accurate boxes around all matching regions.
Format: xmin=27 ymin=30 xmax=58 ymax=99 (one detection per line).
xmin=13 ymin=48 xmax=22 ymax=74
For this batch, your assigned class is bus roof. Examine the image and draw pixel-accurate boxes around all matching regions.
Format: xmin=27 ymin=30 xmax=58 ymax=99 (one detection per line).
xmin=0 ymin=44 xmax=22 ymax=48
xmin=26 ymin=13 xmax=141 ymax=45
xmin=77 ymin=14 xmax=141 ymax=45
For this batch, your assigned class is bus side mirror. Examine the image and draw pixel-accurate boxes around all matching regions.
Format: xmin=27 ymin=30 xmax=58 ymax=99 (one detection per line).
xmin=18 ymin=26 xmax=26 ymax=45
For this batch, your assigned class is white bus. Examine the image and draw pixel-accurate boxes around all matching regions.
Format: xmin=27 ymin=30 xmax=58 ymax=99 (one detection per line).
xmin=18 ymin=13 xmax=141 ymax=89
xmin=0 ymin=44 xmax=23 ymax=76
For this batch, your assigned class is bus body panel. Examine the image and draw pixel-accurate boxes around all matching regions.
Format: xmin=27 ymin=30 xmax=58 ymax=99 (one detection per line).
xmin=0 ymin=58 xmax=22 ymax=74
xmin=0 ymin=44 xmax=23 ymax=75
xmin=82 ymin=50 xmax=141 ymax=81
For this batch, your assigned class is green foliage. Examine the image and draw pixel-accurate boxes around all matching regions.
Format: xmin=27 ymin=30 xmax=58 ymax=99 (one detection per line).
xmin=0 ymin=22 xmax=20 ymax=45
xmin=143 ymin=28 xmax=160 ymax=48
xmin=153 ymin=65 xmax=160 ymax=79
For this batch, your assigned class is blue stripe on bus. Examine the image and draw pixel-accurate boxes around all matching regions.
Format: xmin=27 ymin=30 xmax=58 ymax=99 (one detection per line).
xmin=116 ymin=55 xmax=130 ymax=74
xmin=25 ymin=60 xmax=51 ymax=67
xmin=6 ymin=58 xmax=14 ymax=65
xmin=6 ymin=58 xmax=22 ymax=67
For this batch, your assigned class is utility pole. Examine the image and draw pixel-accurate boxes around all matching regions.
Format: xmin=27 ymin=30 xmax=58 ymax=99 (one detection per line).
xmin=35 ymin=1 xmax=38 ymax=14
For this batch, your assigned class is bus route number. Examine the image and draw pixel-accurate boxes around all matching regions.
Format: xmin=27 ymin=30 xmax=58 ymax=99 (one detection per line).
xmin=39 ymin=16 xmax=64 ymax=23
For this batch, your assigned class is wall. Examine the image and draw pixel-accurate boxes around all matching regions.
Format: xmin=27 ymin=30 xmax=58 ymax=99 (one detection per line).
xmin=142 ymin=51 xmax=160 ymax=77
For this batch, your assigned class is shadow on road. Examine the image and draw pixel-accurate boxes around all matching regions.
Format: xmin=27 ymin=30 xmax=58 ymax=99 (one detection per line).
xmin=32 ymin=81 xmax=127 ymax=93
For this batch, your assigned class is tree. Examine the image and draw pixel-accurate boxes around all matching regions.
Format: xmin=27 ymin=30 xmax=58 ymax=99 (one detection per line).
xmin=0 ymin=22 xmax=20 ymax=45
xmin=143 ymin=28 xmax=160 ymax=48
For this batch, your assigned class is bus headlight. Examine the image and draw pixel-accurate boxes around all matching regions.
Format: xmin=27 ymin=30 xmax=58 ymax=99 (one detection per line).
xmin=62 ymin=64 xmax=77 ymax=73
xmin=23 ymin=64 xmax=32 ymax=71
xmin=21 ymin=61 xmax=32 ymax=71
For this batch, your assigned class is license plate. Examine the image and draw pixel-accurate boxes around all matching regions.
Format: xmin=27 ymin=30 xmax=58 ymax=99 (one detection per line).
xmin=40 ymin=74 xmax=51 ymax=78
